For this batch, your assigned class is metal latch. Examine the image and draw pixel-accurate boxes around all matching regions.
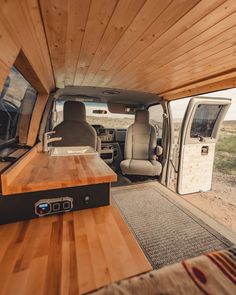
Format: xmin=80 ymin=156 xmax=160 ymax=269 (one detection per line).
xmin=201 ymin=146 xmax=209 ymax=155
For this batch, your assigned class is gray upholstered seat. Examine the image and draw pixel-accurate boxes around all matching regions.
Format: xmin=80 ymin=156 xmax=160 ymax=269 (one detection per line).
xmin=53 ymin=101 xmax=101 ymax=151
xmin=120 ymin=110 xmax=162 ymax=176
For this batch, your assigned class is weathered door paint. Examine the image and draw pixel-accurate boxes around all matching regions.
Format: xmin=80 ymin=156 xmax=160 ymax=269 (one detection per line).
xmin=178 ymin=97 xmax=231 ymax=195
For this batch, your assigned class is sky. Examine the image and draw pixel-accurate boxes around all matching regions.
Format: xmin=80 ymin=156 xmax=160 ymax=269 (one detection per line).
xmin=172 ymin=88 xmax=236 ymax=121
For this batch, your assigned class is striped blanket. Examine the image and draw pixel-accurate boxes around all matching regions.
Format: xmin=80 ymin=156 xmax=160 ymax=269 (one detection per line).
xmin=90 ymin=247 xmax=236 ymax=295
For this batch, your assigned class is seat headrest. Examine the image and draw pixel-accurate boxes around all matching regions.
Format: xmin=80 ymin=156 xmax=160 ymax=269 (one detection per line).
xmin=63 ymin=101 xmax=86 ymax=121
xmin=135 ymin=110 xmax=149 ymax=123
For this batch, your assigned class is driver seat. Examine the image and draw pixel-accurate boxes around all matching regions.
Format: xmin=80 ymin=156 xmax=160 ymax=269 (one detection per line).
xmin=53 ymin=101 xmax=101 ymax=151
xmin=120 ymin=110 xmax=162 ymax=176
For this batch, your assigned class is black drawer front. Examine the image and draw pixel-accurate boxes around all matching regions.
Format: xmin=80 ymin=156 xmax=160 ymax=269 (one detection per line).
xmin=0 ymin=183 xmax=110 ymax=224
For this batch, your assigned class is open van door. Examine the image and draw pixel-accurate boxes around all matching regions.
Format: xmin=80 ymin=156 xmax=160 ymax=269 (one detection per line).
xmin=177 ymin=97 xmax=231 ymax=195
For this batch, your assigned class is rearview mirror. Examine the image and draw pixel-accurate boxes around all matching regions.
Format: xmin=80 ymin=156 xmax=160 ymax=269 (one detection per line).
xmin=125 ymin=107 xmax=136 ymax=114
xmin=92 ymin=110 xmax=107 ymax=114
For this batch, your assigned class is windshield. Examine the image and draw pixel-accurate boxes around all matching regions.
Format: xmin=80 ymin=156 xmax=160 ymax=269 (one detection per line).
xmin=54 ymin=101 xmax=134 ymax=129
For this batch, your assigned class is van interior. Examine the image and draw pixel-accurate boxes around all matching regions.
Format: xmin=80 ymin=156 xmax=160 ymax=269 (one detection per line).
xmin=0 ymin=1 xmax=235 ymax=295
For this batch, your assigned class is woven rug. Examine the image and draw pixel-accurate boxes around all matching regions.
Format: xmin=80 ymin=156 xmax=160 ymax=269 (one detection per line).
xmin=112 ymin=184 xmax=233 ymax=269
xmin=90 ymin=247 xmax=236 ymax=295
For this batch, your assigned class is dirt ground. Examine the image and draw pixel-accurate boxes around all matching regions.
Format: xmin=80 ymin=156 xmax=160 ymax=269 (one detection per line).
xmin=183 ymin=172 xmax=236 ymax=233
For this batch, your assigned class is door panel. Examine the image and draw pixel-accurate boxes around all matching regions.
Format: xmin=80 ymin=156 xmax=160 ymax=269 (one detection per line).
xmin=178 ymin=97 xmax=231 ymax=195
xmin=179 ymin=143 xmax=215 ymax=194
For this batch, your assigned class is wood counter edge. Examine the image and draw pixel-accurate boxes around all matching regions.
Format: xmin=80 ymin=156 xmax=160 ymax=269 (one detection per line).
xmin=1 ymin=148 xmax=117 ymax=196
xmin=1 ymin=144 xmax=40 ymax=195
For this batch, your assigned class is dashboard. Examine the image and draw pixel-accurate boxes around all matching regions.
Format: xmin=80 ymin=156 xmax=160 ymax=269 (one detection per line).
xmin=98 ymin=128 xmax=115 ymax=142
xmin=92 ymin=125 xmax=126 ymax=143
xmin=92 ymin=125 xmax=126 ymax=166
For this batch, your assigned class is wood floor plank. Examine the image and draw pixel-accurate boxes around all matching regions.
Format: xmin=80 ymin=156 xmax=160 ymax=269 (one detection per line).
xmin=105 ymin=210 xmax=137 ymax=272
xmin=0 ymin=206 xmax=151 ymax=295
xmin=84 ymin=210 xmax=112 ymax=289
xmin=96 ymin=216 xmax=125 ymax=281
xmin=0 ymin=242 xmax=24 ymax=295
xmin=76 ymin=234 xmax=97 ymax=294
xmin=3 ymin=269 xmax=29 ymax=295
xmin=34 ymin=218 xmax=54 ymax=258
xmin=112 ymin=206 xmax=152 ymax=271
xmin=60 ymin=220 xmax=70 ymax=295
xmin=25 ymin=256 xmax=48 ymax=295
xmin=61 ymin=219 xmax=79 ymax=295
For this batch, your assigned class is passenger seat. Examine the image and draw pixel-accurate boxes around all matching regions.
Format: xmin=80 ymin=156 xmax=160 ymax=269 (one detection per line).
xmin=53 ymin=101 xmax=101 ymax=152
xmin=120 ymin=110 xmax=162 ymax=176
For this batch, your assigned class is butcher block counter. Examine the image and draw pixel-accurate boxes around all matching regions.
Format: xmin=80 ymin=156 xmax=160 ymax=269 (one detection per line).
xmin=1 ymin=146 xmax=117 ymax=196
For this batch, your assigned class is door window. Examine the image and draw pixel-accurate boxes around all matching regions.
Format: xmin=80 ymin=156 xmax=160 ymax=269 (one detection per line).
xmin=190 ymin=104 xmax=222 ymax=138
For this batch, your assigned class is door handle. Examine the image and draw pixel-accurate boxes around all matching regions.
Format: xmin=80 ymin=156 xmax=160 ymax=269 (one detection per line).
xmin=201 ymin=146 xmax=209 ymax=155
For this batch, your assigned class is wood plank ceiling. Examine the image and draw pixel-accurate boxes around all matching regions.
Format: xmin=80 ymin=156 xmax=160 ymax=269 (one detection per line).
xmin=39 ymin=0 xmax=236 ymax=99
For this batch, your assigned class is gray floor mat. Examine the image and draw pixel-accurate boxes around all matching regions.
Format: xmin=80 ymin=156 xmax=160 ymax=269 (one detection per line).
xmin=111 ymin=174 xmax=132 ymax=187
xmin=112 ymin=185 xmax=233 ymax=269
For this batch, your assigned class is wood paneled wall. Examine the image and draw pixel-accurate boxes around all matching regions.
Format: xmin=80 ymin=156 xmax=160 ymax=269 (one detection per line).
xmin=0 ymin=0 xmax=54 ymax=94
xmin=0 ymin=0 xmax=55 ymax=146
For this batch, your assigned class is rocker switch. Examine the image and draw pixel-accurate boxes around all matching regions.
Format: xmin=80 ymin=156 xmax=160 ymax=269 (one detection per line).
xmin=84 ymin=196 xmax=90 ymax=205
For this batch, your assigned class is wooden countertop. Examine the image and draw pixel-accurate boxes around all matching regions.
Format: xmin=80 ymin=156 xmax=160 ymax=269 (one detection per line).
xmin=0 ymin=205 xmax=152 ymax=294
xmin=1 ymin=151 xmax=117 ymax=195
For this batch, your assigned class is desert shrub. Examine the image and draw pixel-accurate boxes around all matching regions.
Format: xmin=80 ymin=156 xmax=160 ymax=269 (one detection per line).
xmin=214 ymin=135 xmax=236 ymax=175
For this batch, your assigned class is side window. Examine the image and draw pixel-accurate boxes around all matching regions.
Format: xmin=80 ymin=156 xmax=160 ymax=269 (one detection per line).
xmin=149 ymin=104 xmax=164 ymax=140
xmin=0 ymin=67 xmax=37 ymax=144
xmin=190 ymin=104 xmax=222 ymax=138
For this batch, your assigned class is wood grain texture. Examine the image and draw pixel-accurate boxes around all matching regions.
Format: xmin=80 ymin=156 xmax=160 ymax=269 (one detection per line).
xmin=0 ymin=0 xmax=55 ymax=147
xmin=0 ymin=149 xmax=28 ymax=175
xmin=14 ymin=50 xmax=47 ymax=95
xmin=38 ymin=0 xmax=236 ymax=98
xmin=0 ymin=205 xmax=151 ymax=295
xmin=1 ymin=152 xmax=117 ymax=195
xmin=0 ymin=0 xmax=54 ymax=94
xmin=26 ymin=93 xmax=49 ymax=146
xmin=1 ymin=145 xmax=40 ymax=194
xmin=1 ymin=0 xmax=236 ymax=100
